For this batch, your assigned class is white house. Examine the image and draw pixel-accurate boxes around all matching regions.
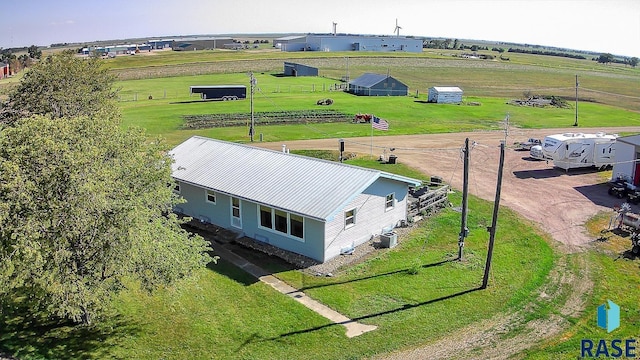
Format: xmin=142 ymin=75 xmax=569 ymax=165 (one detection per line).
xmin=170 ymin=136 xmax=421 ymax=263
xmin=612 ymin=134 xmax=640 ymax=185
xmin=428 ymin=86 xmax=463 ymax=104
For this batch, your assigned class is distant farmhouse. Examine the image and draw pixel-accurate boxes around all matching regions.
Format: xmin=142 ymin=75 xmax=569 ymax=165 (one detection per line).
xmin=427 ymin=86 xmax=463 ymax=103
xmin=170 ymin=136 xmax=421 ymax=263
xmin=283 ymin=62 xmax=319 ymax=76
xmin=274 ymin=34 xmax=422 ymax=53
xmin=349 ymin=73 xmax=408 ymax=96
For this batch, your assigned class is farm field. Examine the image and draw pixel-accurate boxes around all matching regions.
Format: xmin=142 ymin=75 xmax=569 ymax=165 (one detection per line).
xmin=1 ymin=48 xmax=640 ymax=359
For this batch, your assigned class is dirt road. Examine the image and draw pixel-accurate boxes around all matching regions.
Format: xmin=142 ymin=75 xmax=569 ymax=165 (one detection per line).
xmin=257 ymin=126 xmax=640 ymax=252
xmin=255 ymin=126 xmax=640 ymax=358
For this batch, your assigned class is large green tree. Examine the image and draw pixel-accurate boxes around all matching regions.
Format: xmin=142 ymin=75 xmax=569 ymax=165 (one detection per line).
xmin=0 ymin=51 xmax=212 ymax=325
xmin=0 ymin=50 xmax=119 ymax=124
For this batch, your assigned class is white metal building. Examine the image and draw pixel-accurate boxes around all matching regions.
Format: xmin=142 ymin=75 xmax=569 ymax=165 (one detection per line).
xmin=170 ymin=136 xmax=421 ymax=263
xmin=427 ymin=87 xmax=463 ymax=103
xmin=612 ymin=134 xmax=640 ymax=185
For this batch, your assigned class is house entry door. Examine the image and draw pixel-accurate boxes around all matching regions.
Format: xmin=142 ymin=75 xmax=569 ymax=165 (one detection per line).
xmin=231 ymin=197 xmax=242 ymax=228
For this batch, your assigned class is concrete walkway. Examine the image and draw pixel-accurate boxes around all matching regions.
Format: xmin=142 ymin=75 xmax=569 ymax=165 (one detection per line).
xmin=213 ymin=244 xmax=377 ymax=338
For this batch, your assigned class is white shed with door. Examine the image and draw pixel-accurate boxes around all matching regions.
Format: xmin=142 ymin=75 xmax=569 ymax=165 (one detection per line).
xmin=428 ymin=86 xmax=463 ymax=104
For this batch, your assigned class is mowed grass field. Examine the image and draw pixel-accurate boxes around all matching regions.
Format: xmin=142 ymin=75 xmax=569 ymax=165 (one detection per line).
xmin=1 ymin=48 xmax=640 ymax=359
xmin=113 ymin=49 xmax=640 ymax=146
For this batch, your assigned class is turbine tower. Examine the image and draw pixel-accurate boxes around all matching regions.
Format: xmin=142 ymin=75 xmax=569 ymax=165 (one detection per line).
xmin=332 ymin=22 xmax=337 ymax=36
xmin=394 ymin=19 xmax=402 ymax=37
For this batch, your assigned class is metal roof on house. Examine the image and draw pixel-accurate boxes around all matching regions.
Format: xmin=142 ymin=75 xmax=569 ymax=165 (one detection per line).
xmin=349 ymin=73 xmax=400 ymax=88
xmin=170 ymin=136 xmax=421 ymax=221
xmin=431 ymin=86 xmax=463 ymax=93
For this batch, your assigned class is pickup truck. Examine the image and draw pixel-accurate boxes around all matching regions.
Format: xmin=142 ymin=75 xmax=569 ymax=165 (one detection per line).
xmin=515 ymin=138 xmax=542 ymax=151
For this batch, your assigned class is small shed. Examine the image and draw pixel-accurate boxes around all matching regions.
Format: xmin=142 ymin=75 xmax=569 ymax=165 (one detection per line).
xmin=348 ymin=73 xmax=408 ymax=96
xmin=283 ymin=62 xmax=318 ymax=77
xmin=428 ymin=86 xmax=463 ymax=103
xmin=612 ymin=134 xmax=640 ymax=185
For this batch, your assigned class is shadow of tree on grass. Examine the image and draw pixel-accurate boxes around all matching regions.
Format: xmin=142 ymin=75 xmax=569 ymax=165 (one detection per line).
xmin=0 ymin=296 xmax=139 ymax=360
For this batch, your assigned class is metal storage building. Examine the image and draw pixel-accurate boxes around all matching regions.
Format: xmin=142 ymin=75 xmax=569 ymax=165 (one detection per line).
xmin=172 ymin=37 xmax=233 ymax=51
xmin=349 ymin=73 xmax=408 ymax=96
xmin=276 ymin=34 xmax=422 ymax=53
xmin=612 ymin=134 xmax=640 ymax=185
xmin=428 ymin=87 xmax=463 ymax=103
xmin=283 ymin=62 xmax=319 ymax=76
xmin=170 ymin=136 xmax=421 ymax=263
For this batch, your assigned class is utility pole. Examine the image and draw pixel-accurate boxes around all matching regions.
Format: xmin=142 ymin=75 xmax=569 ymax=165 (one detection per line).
xmin=249 ymin=72 xmax=257 ymax=141
xmin=482 ymin=141 xmax=505 ymax=289
xmin=458 ymin=138 xmax=470 ymax=261
xmin=573 ymin=74 xmax=579 ymax=127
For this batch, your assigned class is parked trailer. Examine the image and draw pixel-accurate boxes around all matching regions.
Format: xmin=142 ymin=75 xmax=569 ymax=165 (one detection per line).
xmin=190 ymin=85 xmax=247 ymax=101
xmin=541 ymin=132 xmax=617 ymax=170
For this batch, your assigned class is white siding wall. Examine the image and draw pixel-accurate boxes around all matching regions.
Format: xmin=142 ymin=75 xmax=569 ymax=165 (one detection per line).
xmin=612 ymin=141 xmax=636 ymax=181
xmin=323 ymin=186 xmax=409 ymax=261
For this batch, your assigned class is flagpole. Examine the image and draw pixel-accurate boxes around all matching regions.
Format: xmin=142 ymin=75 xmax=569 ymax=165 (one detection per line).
xmin=370 ymin=116 xmax=373 ymax=157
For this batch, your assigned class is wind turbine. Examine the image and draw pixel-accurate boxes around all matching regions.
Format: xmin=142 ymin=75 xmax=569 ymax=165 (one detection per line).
xmin=332 ymin=22 xmax=337 ymax=36
xmin=394 ymin=19 xmax=402 ymax=37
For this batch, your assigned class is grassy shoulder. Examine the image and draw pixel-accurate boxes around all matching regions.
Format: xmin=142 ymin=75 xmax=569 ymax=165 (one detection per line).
xmin=0 ymin=155 xmax=555 ymax=360
xmin=522 ymin=212 xmax=640 ymax=359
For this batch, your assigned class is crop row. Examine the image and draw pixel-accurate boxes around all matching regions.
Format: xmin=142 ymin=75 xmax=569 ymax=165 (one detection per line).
xmin=182 ymin=109 xmax=352 ymax=129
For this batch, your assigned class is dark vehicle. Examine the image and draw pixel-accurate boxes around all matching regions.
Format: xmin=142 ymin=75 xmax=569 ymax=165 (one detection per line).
xmin=608 ymin=177 xmax=640 ymax=204
xmin=514 ymin=138 xmax=542 ymax=151
xmin=190 ymin=85 xmax=247 ymax=101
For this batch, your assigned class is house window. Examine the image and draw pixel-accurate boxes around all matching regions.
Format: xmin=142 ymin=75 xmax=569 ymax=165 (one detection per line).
xmin=205 ymin=190 xmax=216 ymax=204
xmin=290 ymin=214 xmax=304 ymax=239
xmin=173 ymin=182 xmax=181 ymax=193
xmin=345 ymin=208 xmax=356 ymax=228
xmin=274 ymin=209 xmax=288 ymax=234
xmin=258 ymin=206 xmax=304 ymax=241
xmin=385 ymin=193 xmax=395 ymax=210
xmin=260 ymin=205 xmax=272 ymax=229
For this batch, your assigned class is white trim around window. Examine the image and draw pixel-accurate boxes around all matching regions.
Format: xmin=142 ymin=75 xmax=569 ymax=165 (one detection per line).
xmin=205 ymin=190 xmax=216 ymax=204
xmin=385 ymin=193 xmax=395 ymax=211
xmin=345 ymin=208 xmax=356 ymax=229
xmin=258 ymin=205 xmax=305 ymax=242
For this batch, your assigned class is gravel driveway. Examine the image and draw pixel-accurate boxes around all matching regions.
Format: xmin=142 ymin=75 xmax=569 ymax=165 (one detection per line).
xmin=257 ymin=126 xmax=640 ymax=252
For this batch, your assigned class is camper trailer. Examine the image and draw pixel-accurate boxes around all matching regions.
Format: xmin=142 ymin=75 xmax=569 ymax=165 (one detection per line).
xmin=541 ymin=132 xmax=617 ymax=170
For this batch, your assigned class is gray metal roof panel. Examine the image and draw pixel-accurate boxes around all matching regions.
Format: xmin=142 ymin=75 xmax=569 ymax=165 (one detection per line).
xmin=349 ymin=73 xmax=389 ymax=88
xmin=170 ymin=136 xmax=420 ymax=221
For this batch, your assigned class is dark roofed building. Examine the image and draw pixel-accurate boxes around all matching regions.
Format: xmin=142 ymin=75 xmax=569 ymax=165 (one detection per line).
xmin=283 ymin=62 xmax=318 ymax=77
xmin=348 ymin=73 xmax=408 ymax=96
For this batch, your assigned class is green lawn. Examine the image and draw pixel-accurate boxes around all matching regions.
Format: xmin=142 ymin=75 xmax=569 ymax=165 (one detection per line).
xmin=117 ymin=72 xmax=640 ymax=147
xmin=0 ymin=190 xmax=556 ymax=360
xmin=2 ymin=49 xmax=639 ymax=360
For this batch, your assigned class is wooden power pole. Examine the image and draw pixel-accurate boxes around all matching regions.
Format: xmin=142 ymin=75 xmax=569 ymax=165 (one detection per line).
xmin=482 ymin=140 xmax=506 ymax=289
xmin=458 ymin=138 xmax=470 ymax=261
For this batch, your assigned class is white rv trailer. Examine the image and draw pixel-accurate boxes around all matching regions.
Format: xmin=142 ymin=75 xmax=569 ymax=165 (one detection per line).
xmin=541 ymin=132 xmax=618 ymax=170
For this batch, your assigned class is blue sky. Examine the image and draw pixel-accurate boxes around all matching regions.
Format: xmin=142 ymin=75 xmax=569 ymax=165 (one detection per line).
xmin=2 ymin=0 xmax=639 ymax=57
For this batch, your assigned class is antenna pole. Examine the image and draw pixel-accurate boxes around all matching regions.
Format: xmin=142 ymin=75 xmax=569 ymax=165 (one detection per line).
xmin=573 ymin=74 xmax=579 ymax=127
xmin=249 ymin=72 xmax=256 ymax=141
xmin=482 ymin=140 xmax=505 ymax=289
xmin=458 ymin=138 xmax=470 ymax=261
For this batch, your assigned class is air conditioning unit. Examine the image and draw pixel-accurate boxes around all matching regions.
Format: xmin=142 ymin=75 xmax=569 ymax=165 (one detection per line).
xmin=380 ymin=232 xmax=398 ymax=248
